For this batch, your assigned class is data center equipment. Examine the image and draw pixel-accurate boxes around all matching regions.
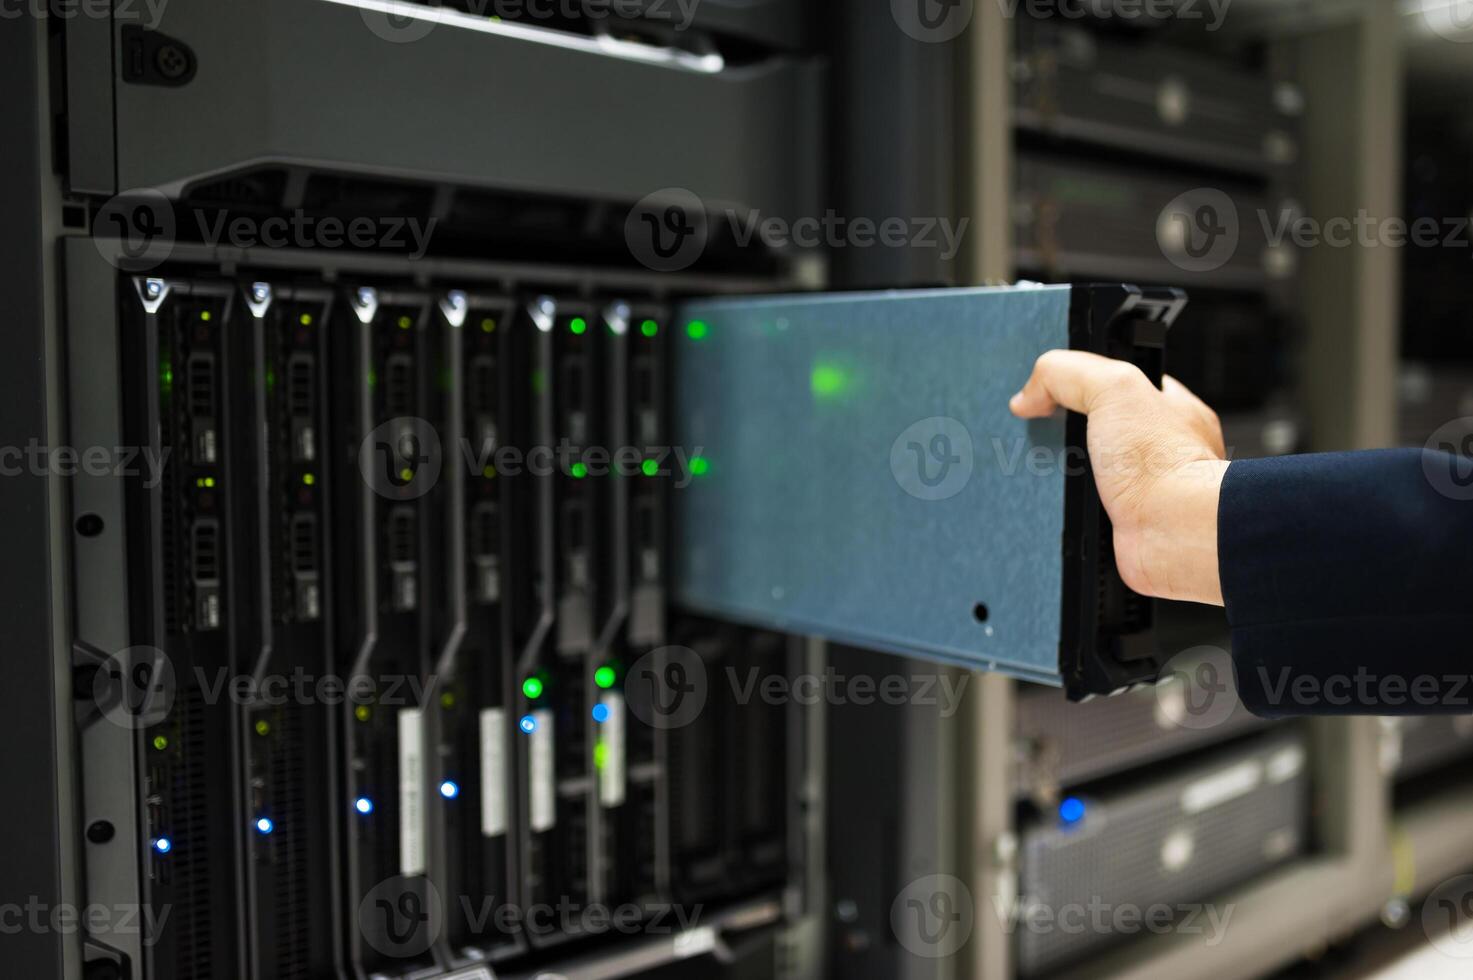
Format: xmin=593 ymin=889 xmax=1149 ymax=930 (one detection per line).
xmin=1013 ymin=20 xmax=1303 ymax=177
xmin=673 ymin=283 xmax=1182 ymax=698
xmin=1013 ymin=644 xmax=1268 ymax=804
xmin=1382 ymin=715 xmax=1473 ymax=782
xmin=10 ymin=3 xmax=830 ymax=978
xmin=1015 ymin=729 xmax=1310 ymax=977
xmin=1012 ymin=152 xmax=1295 ymax=294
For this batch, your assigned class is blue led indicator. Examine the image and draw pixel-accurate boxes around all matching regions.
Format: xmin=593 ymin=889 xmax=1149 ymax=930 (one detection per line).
xmin=255 ymin=817 xmax=274 ymax=835
xmin=354 ymin=797 xmax=374 ymax=815
xmin=153 ymin=837 xmax=173 ymax=854
xmin=591 ymin=703 xmax=611 ymax=723
xmin=519 ymin=714 xmax=538 ymax=734
xmin=439 ymin=780 xmax=460 ymax=799
xmin=1059 ymin=797 xmax=1086 ymax=826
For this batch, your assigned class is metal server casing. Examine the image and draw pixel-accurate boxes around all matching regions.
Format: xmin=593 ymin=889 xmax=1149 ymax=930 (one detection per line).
xmin=672 ymin=283 xmax=1183 ymax=697
xmin=1013 ymin=19 xmax=1301 ymax=176
xmin=1384 ymin=715 xmax=1473 ymax=780
xmin=1016 ymin=729 xmax=1310 ymax=977
xmin=1014 ymin=645 xmax=1269 ymax=802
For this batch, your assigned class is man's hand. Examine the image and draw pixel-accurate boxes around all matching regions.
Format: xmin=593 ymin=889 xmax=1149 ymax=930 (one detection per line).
xmin=1010 ymin=350 xmax=1229 ymax=606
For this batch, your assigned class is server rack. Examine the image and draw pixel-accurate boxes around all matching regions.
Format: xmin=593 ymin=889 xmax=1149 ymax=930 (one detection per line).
xmin=11 ymin=3 xmax=829 ymax=978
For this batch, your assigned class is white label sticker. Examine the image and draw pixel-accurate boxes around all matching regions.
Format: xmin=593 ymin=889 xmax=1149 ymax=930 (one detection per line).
xmin=479 ymin=708 xmax=508 ymax=837
xmin=599 ymin=692 xmax=626 ymax=808
xmin=398 ymin=707 xmax=426 ymax=875
xmin=1180 ymin=759 xmax=1262 ymax=815
xmin=674 ymin=926 xmax=717 ymax=959
xmin=530 ymin=708 xmax=555 ymax=833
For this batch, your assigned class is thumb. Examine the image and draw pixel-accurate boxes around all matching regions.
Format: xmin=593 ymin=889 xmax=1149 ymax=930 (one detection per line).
xmin=1009 ymin=350 xmax=1147 ymax=419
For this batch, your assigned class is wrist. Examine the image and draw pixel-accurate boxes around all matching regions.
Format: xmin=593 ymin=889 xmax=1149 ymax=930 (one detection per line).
xmin=1116 ymin=458 xmax=1228 ymax=606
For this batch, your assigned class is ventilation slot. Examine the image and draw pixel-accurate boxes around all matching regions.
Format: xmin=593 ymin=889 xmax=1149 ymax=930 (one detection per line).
xmin=469 ymin=354 xmax=497 ymax=416
xmin=187 ymin=353 xmax=216 ymax=420
xmin=191 ymin=519 xmax=220 ymax=583
xmin=287 ymin=354 xmax=314 ymax=419
xmin=290 ymin=514 xmax=318 ymax=574
xmin=387 ymin=506 xmax=416 ymax=565
xmin=471 ymin=502 xmax=498 ymax=559
xmin=270 ymin=706 xmax=311 ymax=980
xmin=171 ymin=686 xmax=215 ymax=980
xmin=385 ymin=354 xmax=414 ymax=416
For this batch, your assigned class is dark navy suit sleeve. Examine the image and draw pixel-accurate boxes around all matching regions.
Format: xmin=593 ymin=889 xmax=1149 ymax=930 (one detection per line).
xmin=1219 ymin=448 xmax=1473 ymax=716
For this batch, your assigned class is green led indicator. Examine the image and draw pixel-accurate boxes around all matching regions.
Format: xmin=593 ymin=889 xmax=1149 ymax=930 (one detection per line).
xmin=354 ymin=705 xmax=372 ymax=722
xmin=480 ymin=317 xmax=497 ymax=333
xmin=594 ymin=741 xmax=609 ymax=770
xmin=441 ymin=691 xmax=456 ymax=709
xmin=570 ymin=461 xmax=588 ymax=479
xmin=531 ymin=369 xmax=546 ymax=395
xmin=482 ymin=465 xmax=497 ymax=479
xmin=160 ymin=365 xmax=174 ymax=394
xmin=302 ymin=473 xmax=315 ymax=486
xmin=399 ymin=467 xmax=412 ymax=483
xmin=254 ymin=719 xmax=270 ymax=736
xmin=569 ymin=317 xmax=588 ymax=335
xmin=810 ymin=362 xmax=849 ymax=400
xmin=299 ymin=313 xmax=313 ymax=326
xmin=522 ymin=676 xmax=544 ymax=700
xmin=640 ymin=319 xmax=659 ymax=338
xmin=594 ymin=665 xmax=616 ymax=689
xmin=686 ymin=320 xmax=709 ymax=340
xmin=397 ymin=315 xmax=412 ymax=330
xmin=152 ymin=735 xmax=169 ymax=751
xmin=641 ymin=458 xmax=659 ymax=477
xmin=690 ymin=455 xmax=710 ymax=477
xmin=200 ymin=310 xmax=212 ymax=322
xmin=265 ymin=369 xmax=277 ymax=391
